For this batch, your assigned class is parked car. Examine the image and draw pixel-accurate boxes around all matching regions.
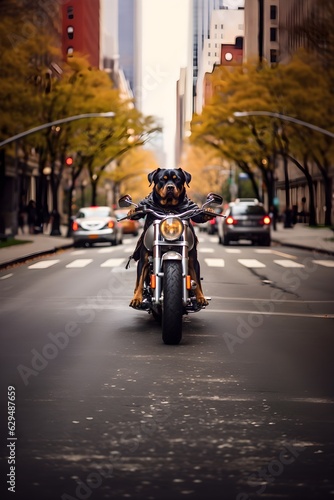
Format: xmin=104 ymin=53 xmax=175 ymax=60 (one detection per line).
xmin=218 ymin=199 xmax=271 ymax=246
xmin=114 ymin=209 xmax=140 ymax=236
xmin=71 ymin=206 xmax=123 ymax=247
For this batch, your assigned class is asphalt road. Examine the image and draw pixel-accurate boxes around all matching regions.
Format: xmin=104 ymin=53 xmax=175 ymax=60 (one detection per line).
xmin=0 ymin=232 xmax=334 ymax=500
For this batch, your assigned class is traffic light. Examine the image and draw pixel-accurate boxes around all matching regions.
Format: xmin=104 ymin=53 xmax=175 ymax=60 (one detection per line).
xmin=65 ymin=157 xmax=73 ymax=166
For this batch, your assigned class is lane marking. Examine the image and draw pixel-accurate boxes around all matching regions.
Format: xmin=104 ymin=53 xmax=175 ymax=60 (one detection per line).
xmin=97 ymin=247 xmax=117 ymax=254
xmin=28 ymin=260 xmax=60 ymax=269
xmin=65 ymin=259 xmax=93 ymax=268
xmin=199 ymin=247 xmax=214 ymax=253
xmin=100 ymin=258 xmax=125 ymax=268
xmin=224 ymin=249 xmax=241 ymax=253
xmin=204 ymin=258 xmax=225 ymax=267
xmin=0 ymin=273 xmax=13 ymax=280
xmin=238 ymin=259 xmax=266 ymax=268
xmin=255 ymin=249 xmax=297 ymax=259
xmin=71 ymin=250 xmax=87 ymax=255
xmin=313 ymin=260 xmax=334 ymax=268
xmin=274 ymin=260 xmax=305 ymax=268
xmin=203 ymin=309 xmax=334 ymax=319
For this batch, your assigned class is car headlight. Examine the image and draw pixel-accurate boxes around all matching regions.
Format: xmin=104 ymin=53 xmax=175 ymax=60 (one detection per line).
xmin=160 ymin=217 xmax=183 ymax=241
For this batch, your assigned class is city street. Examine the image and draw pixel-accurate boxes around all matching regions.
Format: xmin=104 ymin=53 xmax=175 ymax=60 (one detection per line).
xmin=1 ymin=232 xmax=334 ymax=500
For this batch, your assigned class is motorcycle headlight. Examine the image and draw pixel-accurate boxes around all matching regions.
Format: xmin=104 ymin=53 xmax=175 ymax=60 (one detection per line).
xmin=160 ymin=217 xmax=183 ymax=241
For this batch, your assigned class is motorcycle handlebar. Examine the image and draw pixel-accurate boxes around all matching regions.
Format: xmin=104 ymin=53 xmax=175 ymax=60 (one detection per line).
xmin=116 ymin=207 xmax=225 ymax=222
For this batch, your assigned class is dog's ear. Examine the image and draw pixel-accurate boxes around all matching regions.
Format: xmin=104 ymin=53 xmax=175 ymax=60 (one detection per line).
xmin=148 ymin=168 xmax=160 ymax=186
xmin=178 ymin=168 xmax=191 ymax=187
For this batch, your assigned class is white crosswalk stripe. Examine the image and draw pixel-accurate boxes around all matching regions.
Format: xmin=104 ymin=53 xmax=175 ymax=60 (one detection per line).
xmin=97 ymin=247 xmax=117 ymax=254
xmin=224 ymin=249 xmax=241 ymax=253
xmin=28 ymin=260 xmax=60 ymax=269
xmin=100 ymin=258 xmax=125 ymax=268
xmin=274 ymin=260 xmax=305 ymax=268
xmin=199 ymin=247 xmax=214 ymax=253
xmin=65 ymin=259 xmax=93 ymax=268
xmin=204 ymin=258 xmax=225 ymax=267
xmin=313 ymin=260 xmax=334 ymax=268
xmin=254 ymin=249 xmax=297 ymax=258
xmin=238 ymin=259 xmax=266 ymax=268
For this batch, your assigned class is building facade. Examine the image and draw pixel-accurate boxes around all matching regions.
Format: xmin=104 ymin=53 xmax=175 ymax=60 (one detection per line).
xmin=61 ymin=0 xmax=100 ymax=68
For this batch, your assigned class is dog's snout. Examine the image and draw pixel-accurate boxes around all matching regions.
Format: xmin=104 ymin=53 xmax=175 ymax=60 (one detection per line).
xmin=167 ymin=184 xmax=175 ymax=191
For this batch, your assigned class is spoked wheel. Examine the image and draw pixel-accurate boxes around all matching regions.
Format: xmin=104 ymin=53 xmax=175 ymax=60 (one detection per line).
xmin=162 ymin=260 xmax=183 ymax=345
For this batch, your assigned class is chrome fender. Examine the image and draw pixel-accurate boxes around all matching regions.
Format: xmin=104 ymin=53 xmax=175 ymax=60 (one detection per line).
xmin=161 ymin=251 xmax=182 ymax=261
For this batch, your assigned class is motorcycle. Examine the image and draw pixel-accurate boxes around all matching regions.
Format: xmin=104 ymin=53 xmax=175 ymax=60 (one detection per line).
xmin=117 ymin=193 xmax=224 ymax=345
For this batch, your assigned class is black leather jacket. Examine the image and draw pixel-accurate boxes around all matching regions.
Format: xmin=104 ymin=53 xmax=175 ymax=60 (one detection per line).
xmin=136 ymin=192 xmax=208 ymax=231
xmin=130 ymin=193 xmax=205 ymax=262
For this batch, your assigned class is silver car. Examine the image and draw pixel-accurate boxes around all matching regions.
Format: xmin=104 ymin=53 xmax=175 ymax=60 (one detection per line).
xmin=218 ymin=199 xmax=271 ymax=246
xmin=71 ymin=206 xmax=123 ymax=247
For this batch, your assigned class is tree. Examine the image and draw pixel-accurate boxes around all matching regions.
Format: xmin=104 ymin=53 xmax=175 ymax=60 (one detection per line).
xmin=190 ymin=53 xmax=334 ymax=224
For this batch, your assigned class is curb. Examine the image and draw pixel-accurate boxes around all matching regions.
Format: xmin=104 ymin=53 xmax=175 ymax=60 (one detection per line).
xmin=0 ymin=243 xmax=73 ymax=271
xmin=271 ymin=238 xmax=334 ymax=257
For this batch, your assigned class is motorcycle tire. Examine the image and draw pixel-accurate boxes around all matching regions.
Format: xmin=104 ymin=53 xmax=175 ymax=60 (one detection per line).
xmin=162 ymin=260 xmax=183 ymax=345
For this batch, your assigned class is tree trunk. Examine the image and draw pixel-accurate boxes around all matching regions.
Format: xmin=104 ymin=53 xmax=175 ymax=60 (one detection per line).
xmin=50 ymin=166 xmax=61 ymax=236
xmin=305 ymin=171 xmax=317 ymax=226
xmin=323 ymin=174 xmax=332 ymax=226
xmin=91 ymin=179 xmax=98 ymax=206
xmin=286 ymin=154 xmax=317 ymax=226
xmin=283 ymin=154 xmax=290 ymax=209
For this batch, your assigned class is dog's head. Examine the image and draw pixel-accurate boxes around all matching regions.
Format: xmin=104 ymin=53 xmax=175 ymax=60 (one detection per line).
xmin=148 ymin=168 xmax=191 ymax=207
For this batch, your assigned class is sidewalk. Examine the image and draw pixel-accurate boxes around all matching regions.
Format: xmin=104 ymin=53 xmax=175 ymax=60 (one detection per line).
xmin=0 ymin=222 xmax=334 ymax=270
xmin=0 ymin=225 xmax=73 ymax=269
xmin=271 ymin=222 xmax=334 ymax=256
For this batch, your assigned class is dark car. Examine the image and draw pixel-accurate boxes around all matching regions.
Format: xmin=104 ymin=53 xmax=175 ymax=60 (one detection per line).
xmin=217 ymin=199 xmax=271 ymax=246
xmin=71 ymin=206 xmax=123 ymax=247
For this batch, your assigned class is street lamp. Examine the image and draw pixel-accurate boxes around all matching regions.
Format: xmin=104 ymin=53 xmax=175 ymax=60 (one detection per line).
xmin=0 ymin=112 xmax=116 ymax=148
xmin=233 ymin=111 xmax=334 ymax=139
xmin=0 ymin=112 xmax=115 ymax=236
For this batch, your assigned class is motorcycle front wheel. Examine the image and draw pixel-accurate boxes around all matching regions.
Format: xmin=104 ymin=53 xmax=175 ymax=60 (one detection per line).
xmin=162 ymin=260 xmax=183 ymax=345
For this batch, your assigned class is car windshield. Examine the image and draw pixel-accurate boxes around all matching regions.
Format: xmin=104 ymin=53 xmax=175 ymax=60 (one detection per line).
xmin=77 ymin=207 xmax=111 ymax=218
xmin=231 ymin=205 xmax=266 ymax=216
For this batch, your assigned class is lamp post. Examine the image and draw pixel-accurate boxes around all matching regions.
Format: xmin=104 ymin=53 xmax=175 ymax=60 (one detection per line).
xmin=0 ymin=112 xmax=115 ymax=236
xmin=0 ymin=112 xmax=116 ymax=148
xmin=233 ymin=111 xmax=334 ymax=139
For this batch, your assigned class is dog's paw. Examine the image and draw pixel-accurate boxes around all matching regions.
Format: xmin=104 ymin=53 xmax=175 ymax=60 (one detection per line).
xmin=129 ymin=294 xmax=143 ymax=308
xmin=196 ymin=295 xmax=209 ymax=307
xmin=127 ymin=208 xmax=136 ymax=217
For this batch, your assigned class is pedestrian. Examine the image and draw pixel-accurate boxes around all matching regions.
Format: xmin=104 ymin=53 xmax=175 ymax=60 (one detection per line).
xmin=26 ymin=200 xmax=37 ymax=234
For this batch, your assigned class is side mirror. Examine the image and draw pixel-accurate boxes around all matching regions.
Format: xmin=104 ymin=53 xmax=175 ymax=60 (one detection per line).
xmin=118 ymin=194 xmax=137 ymax=208
xmin=204 ymin=193 xmax=223 ymax=207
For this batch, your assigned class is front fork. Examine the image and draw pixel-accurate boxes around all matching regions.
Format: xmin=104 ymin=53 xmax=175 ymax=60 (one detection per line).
xmin=151 ymin=221 xmax=189 ymax=306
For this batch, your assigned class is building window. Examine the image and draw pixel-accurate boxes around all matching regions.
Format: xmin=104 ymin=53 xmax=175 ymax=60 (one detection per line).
xmin=270 ymin=49 xmax=278 ymax=63
xmin=67 ymin=46 xmax=74 ymax=56
xmin=208 ymin=43 xmax=211 ymax=48
xmin=67 ymin=6 xmax=74 ymax=19
xmin=270 ymin=5 xmax=277 ymax=20
xmin=67 ymin=26 xmax=74 ymax=40
xmin=215 ymin=24 xmax=218 ymax=29
xmin=208 ymin=52 xmax=211 ymax=56
xmin=220 ymin=24 xmax=223 ymax=29
xmin=270 ymin=27 xmax=277 ymax=42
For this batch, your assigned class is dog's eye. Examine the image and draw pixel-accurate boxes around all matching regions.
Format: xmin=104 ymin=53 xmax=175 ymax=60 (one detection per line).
xmin=163 ymin=175 xmax=168 ymax=180
xmin=172 ymin=175 xmax=177 ymax=179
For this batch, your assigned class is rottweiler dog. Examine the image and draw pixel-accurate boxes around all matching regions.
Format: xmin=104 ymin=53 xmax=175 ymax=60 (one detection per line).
xmin=127 ymin=168 xmax=214 ymax=309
